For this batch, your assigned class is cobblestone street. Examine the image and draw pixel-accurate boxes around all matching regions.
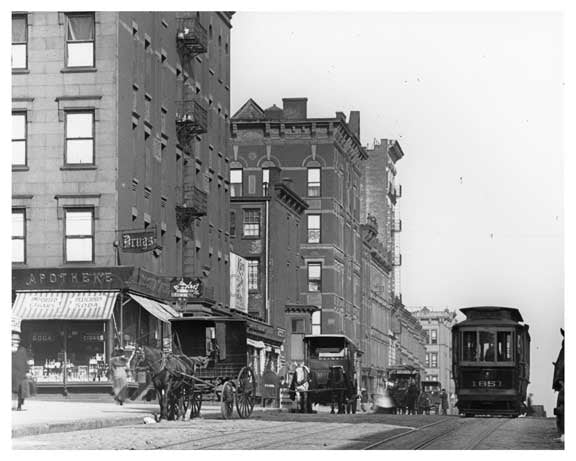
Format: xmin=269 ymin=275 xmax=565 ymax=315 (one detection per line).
xmin=13 ymin=413 xmax=564 ymax=450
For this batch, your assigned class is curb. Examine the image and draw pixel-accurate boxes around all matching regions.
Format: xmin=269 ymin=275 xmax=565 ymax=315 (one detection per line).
xmin=12 ymin=414 xmax=154 ymax=439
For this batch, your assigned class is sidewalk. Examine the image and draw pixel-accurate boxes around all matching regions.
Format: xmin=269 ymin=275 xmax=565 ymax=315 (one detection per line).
xmin=11 ymin=397 xmax=285 ymax=438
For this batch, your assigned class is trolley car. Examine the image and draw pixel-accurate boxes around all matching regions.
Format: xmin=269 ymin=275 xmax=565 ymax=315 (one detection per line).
xmin=452 ymin=306 xmax=530 ymax=417
xmin=386 ymin=365 xmax=422 ymax=414
xmin=170 ymin=316 xmax=256 ymax=419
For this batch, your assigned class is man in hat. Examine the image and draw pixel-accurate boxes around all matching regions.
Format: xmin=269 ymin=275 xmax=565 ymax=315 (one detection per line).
xmin=12 ymin=327 xmax=30 ymax=411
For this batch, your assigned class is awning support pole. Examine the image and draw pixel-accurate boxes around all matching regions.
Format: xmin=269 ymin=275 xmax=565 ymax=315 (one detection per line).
xmin=119 ymin=291 xmax=124 ymax=348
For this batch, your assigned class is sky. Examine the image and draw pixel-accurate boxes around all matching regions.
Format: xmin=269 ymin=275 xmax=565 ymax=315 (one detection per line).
xmin=230 ymin=11 xmax=564 ymax=414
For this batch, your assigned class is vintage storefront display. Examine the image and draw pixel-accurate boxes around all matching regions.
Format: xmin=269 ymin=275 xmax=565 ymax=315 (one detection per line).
xmin=11 ymin=266 xmax=179 ymax=394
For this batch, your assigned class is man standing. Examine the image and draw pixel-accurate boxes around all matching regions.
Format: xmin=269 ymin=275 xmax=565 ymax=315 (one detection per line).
xmin=440 ymin=388 xmax=449 ymax=415
xmin=12 ymin=329 xmax=30 ymax=411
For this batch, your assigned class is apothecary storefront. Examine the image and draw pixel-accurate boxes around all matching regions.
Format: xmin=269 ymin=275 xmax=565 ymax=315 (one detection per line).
xmin=12 ymin=266 xmax=179 ymax=394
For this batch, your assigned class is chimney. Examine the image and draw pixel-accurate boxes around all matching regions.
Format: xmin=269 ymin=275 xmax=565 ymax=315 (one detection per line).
xmin=282 ymin=98 xmax=308 ymax=120
xmin=349 ymin=111 xmax=360 ymax=139
xmin=335 ymin=112 xmax=346 ymax=122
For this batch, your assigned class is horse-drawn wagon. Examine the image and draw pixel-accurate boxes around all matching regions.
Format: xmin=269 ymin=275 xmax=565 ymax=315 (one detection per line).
xmin=134 ymin=316 xmax=256 ymax=421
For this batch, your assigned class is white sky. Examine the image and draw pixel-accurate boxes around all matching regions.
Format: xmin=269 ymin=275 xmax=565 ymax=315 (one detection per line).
xmin=231 ymin=11 xmax=564 ymax=414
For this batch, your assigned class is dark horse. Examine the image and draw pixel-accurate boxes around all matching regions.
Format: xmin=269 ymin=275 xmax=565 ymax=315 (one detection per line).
xmin=134 ymin=345 xmax=196 ymax=421
xmin=552 ymin=328 xmax=564 ymax=440
xmin=327 ymin=366 xmax=348 ymax=414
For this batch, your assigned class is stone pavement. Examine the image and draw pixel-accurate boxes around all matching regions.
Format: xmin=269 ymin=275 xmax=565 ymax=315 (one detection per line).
xmin=11 ymin=397 xmax=288 ymax=438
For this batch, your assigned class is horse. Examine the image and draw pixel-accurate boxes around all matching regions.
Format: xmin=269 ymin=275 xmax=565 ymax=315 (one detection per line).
xmin=290 ymin=363 xmax=310 ymax=413
xmin=133 ymin=345 xmax=196 ymax=421
xmin=327 ymin=366 xmax=347 ymax=414
xmin=552 ymin=328 xmax=564 ymax=440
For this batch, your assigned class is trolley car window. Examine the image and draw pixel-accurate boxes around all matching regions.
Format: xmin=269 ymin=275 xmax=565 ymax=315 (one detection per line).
xmin=497 ymin=331 xmax=512 ymax=361
xmin=479 ymin=330 xmax=496 ymax=361
xmin=462 ymin=331 xmax=477 ymax=361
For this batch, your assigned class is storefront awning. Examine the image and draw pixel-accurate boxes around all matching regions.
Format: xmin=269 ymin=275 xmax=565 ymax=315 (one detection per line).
xmin=12 ymin=292 xmax=118 ymax=320
xmin=128 ymin=293 xmax=180 ymax=323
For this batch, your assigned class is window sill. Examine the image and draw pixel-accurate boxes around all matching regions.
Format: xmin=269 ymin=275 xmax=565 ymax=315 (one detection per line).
xmin=12 ymin=165 xmax=29 ymax=172
xmin=12 ymin=68 xmax=30 ymax=75
xmin=242 ymin=235 xmax=261 ymax=240
xmin=63 ymin=261 xmax=96 ymax=265
xmin=61 ymin=67 xmax=97 ymax=74
xmin=60 ymin=165 xmax=97 ymax=171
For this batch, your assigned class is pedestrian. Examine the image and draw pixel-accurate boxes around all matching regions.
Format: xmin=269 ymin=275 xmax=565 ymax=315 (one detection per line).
xmin=440 ymin=388 xmax=449 ymax=415
xmin=109 ymin=348 xmax=134 ymax=405
xmin=360 ymin=387 xmax=369 ymax=412
xmin=12 ymin=332 xmax=30 ymax=411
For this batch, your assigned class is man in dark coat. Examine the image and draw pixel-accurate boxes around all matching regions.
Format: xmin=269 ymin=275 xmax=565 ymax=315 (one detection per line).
xmin=12 ymin=338 xmax=30 ymax=411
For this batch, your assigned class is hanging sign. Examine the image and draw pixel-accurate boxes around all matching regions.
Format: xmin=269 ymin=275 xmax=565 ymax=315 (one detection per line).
xmin=120 ymin=229 xmax=157 ymax=253
xmin=171 ymin=277 xmax=203 ymax=299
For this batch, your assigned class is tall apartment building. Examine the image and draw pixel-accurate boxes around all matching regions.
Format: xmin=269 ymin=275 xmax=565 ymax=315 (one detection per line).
xmin=11 ymin=11 xmax=232 ymax=394
xmin=231 ymin=98 xmax=368 ymax=349
xmin=410 ymin=306 xmax=457 ymax=397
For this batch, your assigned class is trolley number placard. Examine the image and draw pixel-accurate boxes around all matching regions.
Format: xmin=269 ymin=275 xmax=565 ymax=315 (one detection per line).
xmin=472 ymin=380 xmax=503 ymax=388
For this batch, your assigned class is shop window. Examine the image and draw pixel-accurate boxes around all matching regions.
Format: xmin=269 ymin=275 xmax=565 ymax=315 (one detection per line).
xmin=430 ymin=352 xmax=438 ymax=368
xmin=12 ymin=112 xmax=27 ymax=166
xmin=247 ymin=258 xmax=259 ymax=291
xmin=12 ymin=14 xmax=27 ymax=69
xmin=230 ymin=168 xmax=243 ymax=197
xmin=307 ymin=167 xmax=321 ymax=197
xmin=65 ymin=111 xmax=94 ymax=165
xmin=243 ymin=208 xmax=260 ymax=237
xmin=307 ymin=214 xmax=321 ymax=243
xmin=430 ymin=329 xmax=438 ymax=345
xmin=307 ymin=262 xmax=322 ymax=292
xmin=12 ymin=209 xmax=26 ymax=263
xmin=65 ymin=208 xmax=94 ymax=262
xmin=462 ymin=331 xmax=477 ymax=361
xmin=65 ymin=12 xmax=95 ymax=68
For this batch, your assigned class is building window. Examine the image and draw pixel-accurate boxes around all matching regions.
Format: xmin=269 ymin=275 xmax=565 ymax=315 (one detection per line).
xmin=291 ymin=318 xmax=305 ymax=334
xmin=229 ymin=210 xmax=236 ymax=237
xmin=65 ymin=209 xmax=94 ymax=262
xmin=425 ymin=352 xmax=430 ymax=368
xmin=243 ymin=209 xmax=260 ymax=237
xmin=65 ymin=12 xmax=95 ymax=68
xmin=65 ymin=111 xmax=94 ymax=164
xmin=12 ymin=209 xmax=26 ymax=263
xmin=12 ymin=14 xmax=27 ymax=69
xmin=311 ymin=311 xmax=321 ymax=335
xmin=262 ymin=168 xmax=269 ymax=195
xmin=430 ymin=329 xmax=438 ymax=345
xmin=430 ymin=352 xmax=438 ymax=368
xmin=247 ymin=258 xmax=259 ymax=291
xmin=307 ymin=167 xmax=321 ymax=197
xmin=12 ymin=112 xmax=27 ymax=166
xmin=230 ymin=168 xmax=243 ymax=197
xmin=307 ymin=262 xmax=322 ymax=292
xmin=307 ymin=214 xmax=321 ymax=243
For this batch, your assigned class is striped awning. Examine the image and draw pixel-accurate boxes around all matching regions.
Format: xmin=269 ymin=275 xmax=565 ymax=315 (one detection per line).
xmin=12 ymin=292 xmax=118 ymax=320
xmin=128 ymin=293 xmax=180 ymax=323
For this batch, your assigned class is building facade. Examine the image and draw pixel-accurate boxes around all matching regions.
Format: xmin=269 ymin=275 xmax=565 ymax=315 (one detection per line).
xmin=11 ymin=11 xmax=232 ymax=393
xmin=410 ymin=306 xmax=457 ymax=397
xmin=231 ymin=98 xmax=368 ymax=355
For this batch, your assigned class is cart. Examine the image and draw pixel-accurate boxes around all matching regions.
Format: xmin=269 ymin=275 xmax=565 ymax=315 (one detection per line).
xmin=170 ymin=316 xmax=256 ymax=419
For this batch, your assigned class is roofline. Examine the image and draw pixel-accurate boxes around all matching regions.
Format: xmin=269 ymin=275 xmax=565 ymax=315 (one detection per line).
xmin=459 ymin=306 xmax=524 ymax=323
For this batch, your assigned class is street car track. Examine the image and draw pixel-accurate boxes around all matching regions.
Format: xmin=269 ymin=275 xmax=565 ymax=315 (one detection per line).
xmin=362 ymin=419 xmax=451 ymax=450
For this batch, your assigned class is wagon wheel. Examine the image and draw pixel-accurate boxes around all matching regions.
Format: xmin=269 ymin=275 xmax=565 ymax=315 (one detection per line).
xmin=236 ymin=366 xmax=256 ymax=419
xmin=220 ymin=381 xmax=235 ymax=419
xmin=190 ymin=391 xmax=203 ymax=419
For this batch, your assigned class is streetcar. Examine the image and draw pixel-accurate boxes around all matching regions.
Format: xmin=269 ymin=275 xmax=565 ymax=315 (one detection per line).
xmin=386 ymin=364 xmax=422 ymax=414
xmin=452 ymin=306 xmax=530 ymax=417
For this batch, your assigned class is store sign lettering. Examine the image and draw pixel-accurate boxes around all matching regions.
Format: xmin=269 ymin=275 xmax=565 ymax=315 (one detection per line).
xmin=23 ymin=271 xmax=114 ymax=288
xmin=121 ymin=230 xmax=157 ymax=253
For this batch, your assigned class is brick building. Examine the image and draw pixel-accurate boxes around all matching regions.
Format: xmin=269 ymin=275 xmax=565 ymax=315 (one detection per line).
xmin=10 ymin=11 xmax=232 ymax=393
xmin=410 ymin=306 xmax=457 ymax=397
xmin=229 ymin=165 xmax=312 ymax=375
xmin=231 ymin=98 xmax=368 ymax=359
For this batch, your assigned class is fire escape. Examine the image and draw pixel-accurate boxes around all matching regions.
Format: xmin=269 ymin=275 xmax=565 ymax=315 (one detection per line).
xmin=176 ymin=16 xmax=208 ymax=57
xmin=175 ymin=184 xmax=208 ymax=238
